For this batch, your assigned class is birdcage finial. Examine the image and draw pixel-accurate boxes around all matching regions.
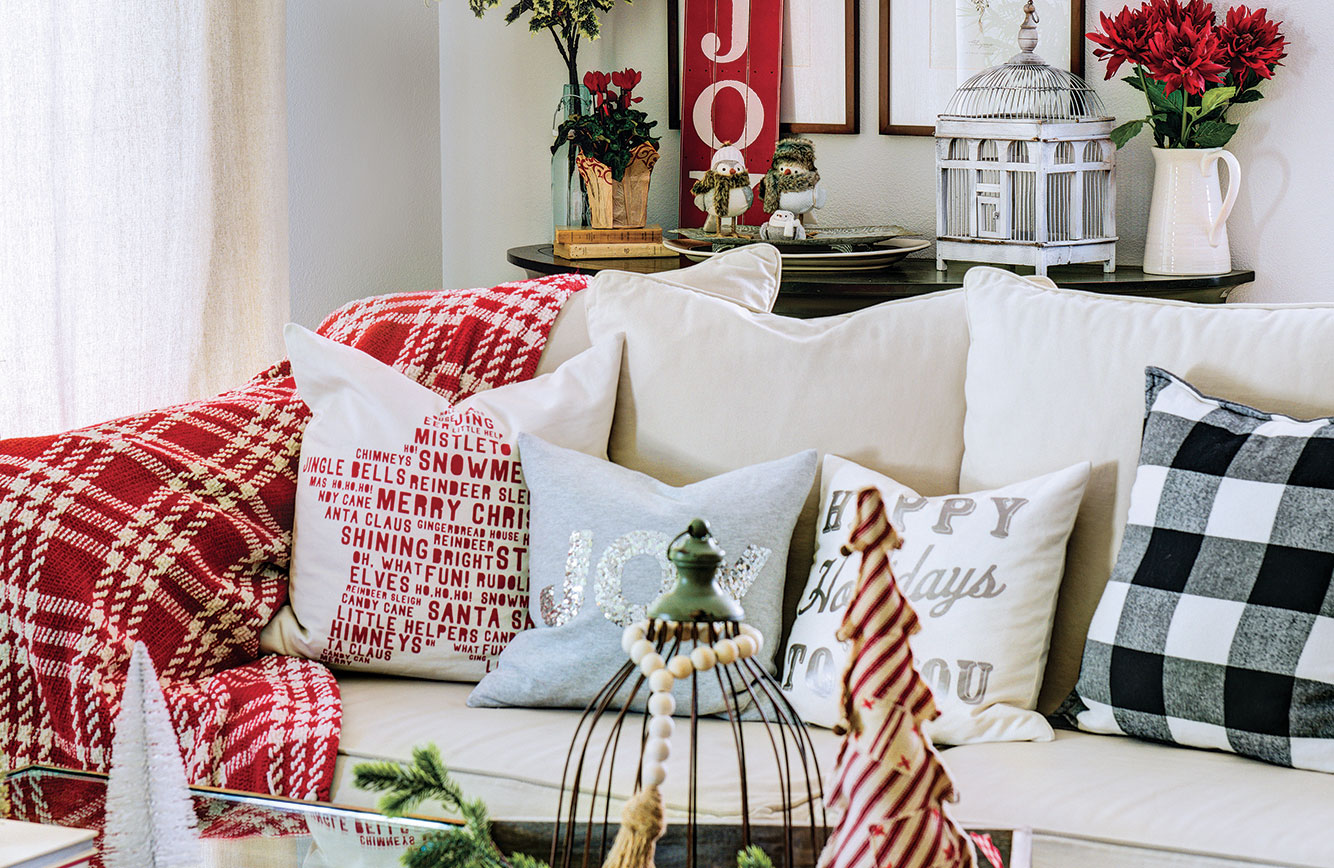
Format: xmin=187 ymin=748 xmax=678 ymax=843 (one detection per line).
xmin=1016 ymin=1 xmax=1041 ymax=61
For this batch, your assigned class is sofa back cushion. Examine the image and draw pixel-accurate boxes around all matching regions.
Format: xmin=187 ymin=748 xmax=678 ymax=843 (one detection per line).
xmin=960 ymin=267 xmax=1334 ymax=712
xmin=585 ymin=284 xmax=972 ymax=637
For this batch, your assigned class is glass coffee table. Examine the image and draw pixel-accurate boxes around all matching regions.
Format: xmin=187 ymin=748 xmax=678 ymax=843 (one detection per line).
xmin=5 ymin=766 xmax=1033 ymax=868
xmin=3 ymin=765 xmax=460 ymax=868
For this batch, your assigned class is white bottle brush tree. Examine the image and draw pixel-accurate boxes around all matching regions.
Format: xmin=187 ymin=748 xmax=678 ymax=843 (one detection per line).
xmin=103 ymin=642 xmax=202 ymax=868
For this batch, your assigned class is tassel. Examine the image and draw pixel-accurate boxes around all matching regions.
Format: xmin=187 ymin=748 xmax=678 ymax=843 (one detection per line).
xmin=600 ymin=784 xmax=666 ymax=868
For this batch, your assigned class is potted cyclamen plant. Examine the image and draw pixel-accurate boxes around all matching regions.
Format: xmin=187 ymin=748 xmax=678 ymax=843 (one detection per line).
xmin=1088 ymin=0 xmax=1286 ymax=274
xmin=554 ymin=69 xmax=660 ymax=229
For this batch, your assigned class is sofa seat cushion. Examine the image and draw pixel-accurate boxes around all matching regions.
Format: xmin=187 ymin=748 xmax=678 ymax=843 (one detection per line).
xmin=946 ymin=729 xmax=1334 ymax=868
xmin=334 ymin=677 xmax=1331 ymax=866
xmin=330 ymin=674 xmax=840 ymax=824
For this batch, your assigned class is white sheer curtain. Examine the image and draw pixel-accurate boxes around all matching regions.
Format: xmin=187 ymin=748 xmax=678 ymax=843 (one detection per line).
xmin=0 ymin=2 xmax=289 ymax=438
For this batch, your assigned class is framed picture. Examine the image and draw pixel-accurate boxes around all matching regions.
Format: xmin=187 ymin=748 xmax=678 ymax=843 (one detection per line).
xmin=668 ymin=0 xmax=859 ymax=134
xmin=879 ymin=0 xmax=1084 ymax=135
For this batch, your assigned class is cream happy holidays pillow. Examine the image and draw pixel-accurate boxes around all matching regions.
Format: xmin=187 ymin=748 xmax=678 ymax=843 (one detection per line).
xmin=260 ymin=325 xmax=622 ymax=681
xmin=781 ymin=455 xmax=1089 ymax=745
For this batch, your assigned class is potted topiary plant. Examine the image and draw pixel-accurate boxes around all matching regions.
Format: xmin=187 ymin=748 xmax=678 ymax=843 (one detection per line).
xmin=462 ymin=0 xmax=635 ymax=229
xmin=554 ymin=69 xmax=660 ymax=229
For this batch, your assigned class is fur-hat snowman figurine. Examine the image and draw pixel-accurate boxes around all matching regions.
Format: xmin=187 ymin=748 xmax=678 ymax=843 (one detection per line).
xmin=757 ymin=136 xmax=827 ymax=225
xmin=690 ymin=143 xmax=753 ymax=235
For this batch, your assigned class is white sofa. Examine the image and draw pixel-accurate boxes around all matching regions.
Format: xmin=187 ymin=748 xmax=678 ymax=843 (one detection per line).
xmin=326 ymin=261 xmax=1334 ymax=868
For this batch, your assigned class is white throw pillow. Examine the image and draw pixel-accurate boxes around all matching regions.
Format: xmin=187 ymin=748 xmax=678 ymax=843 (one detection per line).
xmin=535 ymin=243 xmax=782 ymax=375
xmin=781 ymin=455 xmax=1090 ymax=746
xmin=960 ymin=266 xmax=1334 ymax=713
xmin=468 ymin=436 xmax=817 ymax=715
xmin=583 ymin=285 xmax=972 ymax=633
xmin=260 ymin=325 xmax=622 ymax=680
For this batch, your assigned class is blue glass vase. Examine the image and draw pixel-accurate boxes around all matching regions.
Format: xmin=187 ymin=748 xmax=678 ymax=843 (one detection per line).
xmin=551 ymin=84 xmax=592 ymax=231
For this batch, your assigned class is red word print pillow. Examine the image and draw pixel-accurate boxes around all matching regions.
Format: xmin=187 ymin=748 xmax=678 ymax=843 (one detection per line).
xmin=261 ymin=325 xmax=622 ymax=680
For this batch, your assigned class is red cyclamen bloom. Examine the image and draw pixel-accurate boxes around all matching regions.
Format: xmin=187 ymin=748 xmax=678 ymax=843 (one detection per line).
xmin=1144 ymin=17 xmax=1229 ymax=95
xmin=583 ymin=70 xmax=612 ymax=114
xmin=610 ymin=67 xmax=644 ymax=108
xmin=582 ymin=70 xmax=609 ymax=95
xmin=1087 ymin=4 xmax=1158 ymax=78
xmin=1218 ymin=6 xmax=1286 ymax=87
xmin=610 ymin=68 xmax=642 ymax=92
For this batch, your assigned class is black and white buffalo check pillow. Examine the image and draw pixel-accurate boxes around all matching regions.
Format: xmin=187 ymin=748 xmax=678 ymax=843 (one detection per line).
xmin=1071 ymin=367 xmax=1334 ymax=772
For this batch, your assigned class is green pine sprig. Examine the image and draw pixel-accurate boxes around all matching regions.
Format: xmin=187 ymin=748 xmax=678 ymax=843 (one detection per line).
xmin=738 ymin=844 xmax=776 ymax=868
xmin=356 ymin=745 xmax=775 ymax=868
xmin=354 ymin=745 xmax=550 ymax=868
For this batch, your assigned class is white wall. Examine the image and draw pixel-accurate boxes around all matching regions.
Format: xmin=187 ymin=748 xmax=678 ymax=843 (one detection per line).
xmin=437 ymin=5 xmax=667 ymax=288
xmin=435 ymin=2 xmax=1334 ymax=302
xmin=1091 ymin=0 xmax=1332 ymax=304
xmin=287 ymin=0 xmax=443 ymax=328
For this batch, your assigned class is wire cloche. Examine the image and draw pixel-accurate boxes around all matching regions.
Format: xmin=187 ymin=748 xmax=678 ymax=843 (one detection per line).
xmin=553 ymin=519 xmax=826 ymax=868
xmin=935 ymin=1 xmax=1117 ymax=276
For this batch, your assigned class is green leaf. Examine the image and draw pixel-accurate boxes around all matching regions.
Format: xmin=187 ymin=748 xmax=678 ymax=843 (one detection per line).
xmin=503 ymin=0 xmax=532 ymax=23
xmin=1198 ymin=86 xmax=1237 ymax=117
xmin=1191 ymin=120 xmax=1239 ymax=148
xmin=1151 ymin=113 xmax=1176 ymax=146
xmin=1110 ymin=119 xmax=1145 ymax=149
xmin=1232 ymin=88 xmax=1265 ymax=103
xmin=1122 ymin=74 xmax=1147 ymax=92
xmin=1143 ymin=78 xmax=1185 ymax=116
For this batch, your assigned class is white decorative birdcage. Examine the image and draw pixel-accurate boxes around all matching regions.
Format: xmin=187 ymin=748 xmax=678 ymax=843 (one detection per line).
xmin=935 ymin=1 xmax=1116 ymax=276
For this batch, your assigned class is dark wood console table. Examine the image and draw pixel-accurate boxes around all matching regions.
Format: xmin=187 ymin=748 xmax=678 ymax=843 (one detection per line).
xmin=507 ymin=244 xmax=1256 ymax=318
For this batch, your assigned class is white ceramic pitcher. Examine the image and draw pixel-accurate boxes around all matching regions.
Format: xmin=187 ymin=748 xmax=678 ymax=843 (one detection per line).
xmin=1143 ymin=147 xmax=1242 ymax=275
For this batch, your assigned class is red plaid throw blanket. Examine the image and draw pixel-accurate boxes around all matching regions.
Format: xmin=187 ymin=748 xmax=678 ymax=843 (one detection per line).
xmin=0 ymin=274 xmax=587 ymax=800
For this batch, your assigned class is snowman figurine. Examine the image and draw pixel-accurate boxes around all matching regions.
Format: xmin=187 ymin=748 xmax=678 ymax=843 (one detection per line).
xmin=760 ymin=209 xmax=806 ymax=241
xmin=756 ymin=136 xmax=827 ymax=227
xmin=691 ymin=143 xmax=754 ymax=236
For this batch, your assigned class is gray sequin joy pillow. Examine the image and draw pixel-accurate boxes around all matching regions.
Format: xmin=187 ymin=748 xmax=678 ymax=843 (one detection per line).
xmin=468 ymin=434 xmax=817 ymax=715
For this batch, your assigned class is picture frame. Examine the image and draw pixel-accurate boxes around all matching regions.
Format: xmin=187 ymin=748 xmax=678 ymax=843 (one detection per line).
xmin=668 ymin=0 xmax=859 ymax=135
xmin=879 ymin=0 xmax=1085 ymax=136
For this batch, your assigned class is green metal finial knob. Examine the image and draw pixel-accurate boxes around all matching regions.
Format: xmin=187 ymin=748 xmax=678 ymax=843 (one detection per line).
xmin=647 ymin=519 xmax=744 ymax=623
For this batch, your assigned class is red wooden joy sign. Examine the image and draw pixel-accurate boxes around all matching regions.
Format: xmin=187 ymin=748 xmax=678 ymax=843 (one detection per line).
xmin=678 ymin=0 xmax=783 ymax=229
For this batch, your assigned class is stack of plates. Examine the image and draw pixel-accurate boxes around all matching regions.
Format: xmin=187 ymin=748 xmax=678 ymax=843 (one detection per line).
xmin=664 ymin=234 xmax=931 ymax=272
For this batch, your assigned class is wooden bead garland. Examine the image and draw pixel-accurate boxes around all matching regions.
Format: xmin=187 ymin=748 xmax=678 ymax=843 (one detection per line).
xmin=628 ymin=638 xmax=654 ymax=665
xmin=667 ymin=655 xmax=694 ymax=679
xmin=647 ymin=669 xmax=674 ymax=693
xmin=619 ymin=618 xmax=763 ymax=794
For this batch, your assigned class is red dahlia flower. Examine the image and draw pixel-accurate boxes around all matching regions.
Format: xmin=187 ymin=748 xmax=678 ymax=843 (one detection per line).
xmin=1149 ymin=0 xmax=1216 ymax=30
xmin=1144 ymin=17 xmax=1229 ymax=95
xmin=1218 ymin=5 xmax=1286 ymax=87
xmin=1087 ymin=4 xmax=1157 ymax=78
